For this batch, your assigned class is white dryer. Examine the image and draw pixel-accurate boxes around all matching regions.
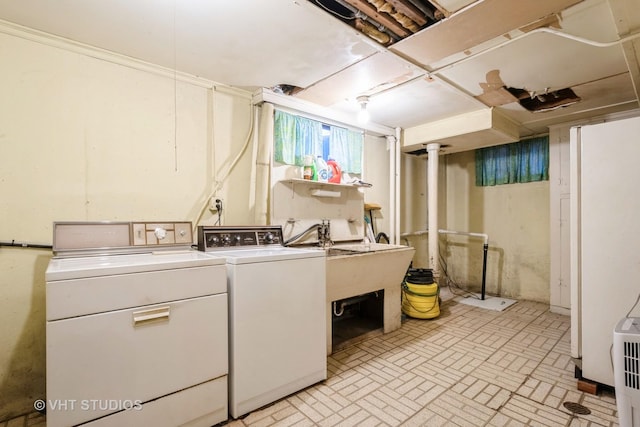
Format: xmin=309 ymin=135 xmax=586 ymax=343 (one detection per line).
xmin=46 ymin=222 xmax=228 ymax=427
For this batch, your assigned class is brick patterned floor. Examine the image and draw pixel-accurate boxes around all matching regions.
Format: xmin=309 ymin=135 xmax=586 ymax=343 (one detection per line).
xmin=2 ymin=297 xmax=618 ymax=427
xmin=226 ymin=298 xmax=618 ymax=427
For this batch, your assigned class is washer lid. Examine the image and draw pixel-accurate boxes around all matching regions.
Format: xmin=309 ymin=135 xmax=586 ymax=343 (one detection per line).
xmin=46 ymin=250 xmax=225 ymax=281
xmin=215 ymin=247 xmax=325 ymax=264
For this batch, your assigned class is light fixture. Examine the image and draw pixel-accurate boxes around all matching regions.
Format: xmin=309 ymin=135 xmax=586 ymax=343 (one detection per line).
xmin=356 ymin=95 xmax=370 ymax=124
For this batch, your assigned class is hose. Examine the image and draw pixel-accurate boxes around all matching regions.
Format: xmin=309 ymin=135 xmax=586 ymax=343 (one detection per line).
xmin=375 ymin=232 xmax=389 ymax=243
xmin=283 ymin=223 xmax=320 ymax=246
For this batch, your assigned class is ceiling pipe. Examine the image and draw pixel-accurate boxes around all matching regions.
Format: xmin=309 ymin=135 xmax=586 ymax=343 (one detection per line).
xmin=322 ymin=0 xmax=400 ymax=42
xmin=332 ymin=0 xmax=409 ymax=38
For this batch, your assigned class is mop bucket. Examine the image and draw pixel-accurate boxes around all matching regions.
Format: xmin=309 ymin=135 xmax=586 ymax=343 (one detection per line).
xmin=402 ymin=268 xmax=440 ymax=319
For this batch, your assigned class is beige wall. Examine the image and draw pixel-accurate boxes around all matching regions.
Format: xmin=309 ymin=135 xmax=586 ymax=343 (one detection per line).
xmin=363 ymin=134 xmax=391 ymax=240
xmin=443 ymin=150 xmax=550 ymax=301
xmin=400 ymin=149 xmax=550 ymax=302
xmin=0 ymin=29 xmax=253 ymax=420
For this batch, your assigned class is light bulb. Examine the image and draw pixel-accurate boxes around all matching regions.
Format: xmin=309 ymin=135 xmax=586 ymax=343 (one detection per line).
xmin=356 ymin=96 xmax=370 ymax=124
xmin=358 ymin=105 xmax=370 ymax=124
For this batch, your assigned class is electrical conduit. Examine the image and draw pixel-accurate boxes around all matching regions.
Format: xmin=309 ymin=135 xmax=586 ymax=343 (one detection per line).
xmin=192 ymin=94 xmax=256 ymax=233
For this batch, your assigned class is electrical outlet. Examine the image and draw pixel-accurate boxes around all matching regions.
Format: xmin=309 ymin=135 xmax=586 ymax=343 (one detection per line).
xmin=209 ymin=196 xmax=219 ymax=212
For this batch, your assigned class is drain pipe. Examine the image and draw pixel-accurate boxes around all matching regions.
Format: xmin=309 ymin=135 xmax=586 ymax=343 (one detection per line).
xmin=437 ymin=230 xmax=489 ymax=300
xmin=426 ymin=143 xmax=440 ymax=281
xmin=387 ymin=134 xmax=396 ymax=245
xmin=395 ymin=127 xmax=401 ymax=244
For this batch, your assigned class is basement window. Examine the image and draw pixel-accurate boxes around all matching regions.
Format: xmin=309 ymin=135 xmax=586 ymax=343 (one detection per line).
xmin=475 ymin=136 xmax=549 ymax=186
xmin=274 ymin=109 xmax=363 ymax=173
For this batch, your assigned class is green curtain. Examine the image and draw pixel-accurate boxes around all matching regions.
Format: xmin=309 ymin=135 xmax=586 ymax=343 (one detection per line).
xmin=475 ymin=136 xmax=549 ymax=186
xmin=274 ymin=110 xmax=322 ymax=166
xmin=273 ymin=110 xmax=363 ymax=173
xmin=329 ymin=126 xmax=363 ymax=174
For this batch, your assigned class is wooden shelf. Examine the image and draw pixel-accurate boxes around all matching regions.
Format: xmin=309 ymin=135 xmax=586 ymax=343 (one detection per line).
xmin=282 ymin=178 xmax=370 ymax=189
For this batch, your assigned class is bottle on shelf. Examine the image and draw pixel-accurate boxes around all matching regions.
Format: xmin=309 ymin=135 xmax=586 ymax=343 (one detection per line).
xmin=315 ymin=156 xmax=329 ymax=183
xmin=327 ymin=159 xmax=342 ymax=184
xmin=303 ymin=155 xmax=315 ymax=180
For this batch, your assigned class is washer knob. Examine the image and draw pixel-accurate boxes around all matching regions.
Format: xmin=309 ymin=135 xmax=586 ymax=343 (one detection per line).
xmin=154 ymin=227 xmax=167 ymax=240
xmin=207 ymin=235 xmax=220 ymax=247
xmin=222 ymin=236 xmax=231 ymax=245
xmin=264 ymin=232 xmax=274 ymax=244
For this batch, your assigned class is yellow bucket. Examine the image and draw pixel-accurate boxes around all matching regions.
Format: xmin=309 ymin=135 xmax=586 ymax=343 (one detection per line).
xmin=402 ymin=269 xmax=440 ymax=319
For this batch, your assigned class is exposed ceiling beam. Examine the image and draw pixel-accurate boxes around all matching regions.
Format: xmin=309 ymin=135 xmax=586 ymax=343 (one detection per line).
xmin=341 ymin=0 xmax=411 ymax=37
xmin=386 ymin=0 xmax=428 ymax=26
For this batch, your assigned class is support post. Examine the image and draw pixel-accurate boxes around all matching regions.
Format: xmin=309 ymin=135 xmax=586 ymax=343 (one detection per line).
xmin=426 ymin=143 xmax=440 ymax=280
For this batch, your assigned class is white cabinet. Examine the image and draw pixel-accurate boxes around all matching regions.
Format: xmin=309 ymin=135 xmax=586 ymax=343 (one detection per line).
xmin=549 ymin=126 xmax=572 ymax=313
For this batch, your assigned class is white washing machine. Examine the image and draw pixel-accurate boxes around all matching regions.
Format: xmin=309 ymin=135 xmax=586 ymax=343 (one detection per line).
xmin=46 ymin=221 xmax=229 ymax=427
xmin=198 ymin=226 xmax=326 ymax=419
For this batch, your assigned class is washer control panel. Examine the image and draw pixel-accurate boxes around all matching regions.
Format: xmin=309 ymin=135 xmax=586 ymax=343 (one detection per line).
xmin=197 ymin=226 xmax=283 ymax=251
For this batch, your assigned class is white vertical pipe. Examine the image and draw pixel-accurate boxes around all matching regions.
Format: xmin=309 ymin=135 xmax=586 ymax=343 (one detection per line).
xmin=395 ymin=128 xmax=401 ymax=245
xmin=427 ymin=143 xmax=440 ymax=279
xmin=387 ymin=134 xmax=396 ymax=244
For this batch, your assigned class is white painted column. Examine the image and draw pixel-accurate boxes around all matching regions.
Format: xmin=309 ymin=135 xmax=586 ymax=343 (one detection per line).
xmin=427 ymin=143 xmax=440 ymax=279
xmin=387 ymin=134 xmax=396 ymax=245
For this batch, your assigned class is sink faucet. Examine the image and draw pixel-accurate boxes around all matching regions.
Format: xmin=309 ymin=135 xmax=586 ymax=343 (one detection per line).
xmin=317 ymin=219 xmax=332 ymax=248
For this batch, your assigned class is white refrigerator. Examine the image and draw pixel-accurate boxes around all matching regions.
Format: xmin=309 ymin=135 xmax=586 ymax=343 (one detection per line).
xmin=570 ymin=115 xmax=640 ymax=387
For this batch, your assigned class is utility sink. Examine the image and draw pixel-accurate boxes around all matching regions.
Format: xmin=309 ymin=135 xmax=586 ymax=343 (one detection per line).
xmin=324 ymin=242 xmax=415 ymax=354
xmin=325 ymin=242 xmax=411 ymax=256
xmin=325 ymin=247 xmax=359 ymax=257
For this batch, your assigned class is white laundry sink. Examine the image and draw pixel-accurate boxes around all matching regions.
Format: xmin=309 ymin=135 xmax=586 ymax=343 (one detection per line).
xmin=324 ymin=243 xmax=415 ymax=354
xmin=326 ymin=242 xmax=408 ymax=255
